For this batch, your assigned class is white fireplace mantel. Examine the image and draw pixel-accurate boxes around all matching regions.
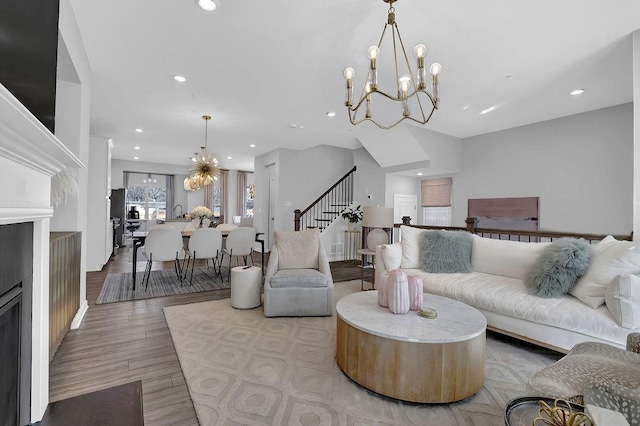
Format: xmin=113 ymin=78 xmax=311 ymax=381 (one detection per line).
xmin=0 ymin=82 xmax=85 ymax=422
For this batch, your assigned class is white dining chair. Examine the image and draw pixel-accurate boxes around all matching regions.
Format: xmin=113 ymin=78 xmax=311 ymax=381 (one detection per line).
xmin=221 ymin=227 xmax=256 ymax=281
xmin=141 ymin=227 xmax=185 ymax=290
xmin=185 ymin=228 xmax=223 ymax=285
xmin=216 ymin=223 xmax=238 ymax=233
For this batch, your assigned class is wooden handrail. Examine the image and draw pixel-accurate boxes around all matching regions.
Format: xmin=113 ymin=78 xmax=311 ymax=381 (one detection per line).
xmin=393 ymin=217 xmax=633 ymax=242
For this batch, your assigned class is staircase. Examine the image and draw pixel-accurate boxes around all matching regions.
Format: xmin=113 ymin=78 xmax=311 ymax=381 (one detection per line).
xmin=294 ymin=166 xmax=356 ymax=232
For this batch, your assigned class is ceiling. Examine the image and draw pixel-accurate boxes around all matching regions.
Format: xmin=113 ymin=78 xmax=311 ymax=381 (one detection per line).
xmin=67 ymin=0 xmax=640 ymax=172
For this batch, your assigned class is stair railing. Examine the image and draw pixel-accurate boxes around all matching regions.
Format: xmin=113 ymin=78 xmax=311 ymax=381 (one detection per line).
xmin=294 ymin=166 xmax=357 ymax=231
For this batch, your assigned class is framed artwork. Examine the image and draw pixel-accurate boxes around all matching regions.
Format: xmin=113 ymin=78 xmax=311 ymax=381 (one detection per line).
xmin=468 ymin=197 xmax=539 ymax=233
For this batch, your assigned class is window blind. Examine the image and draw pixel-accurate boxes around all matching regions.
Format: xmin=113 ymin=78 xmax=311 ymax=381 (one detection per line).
xmin=421 ymin=177 xmax=452 ymax=207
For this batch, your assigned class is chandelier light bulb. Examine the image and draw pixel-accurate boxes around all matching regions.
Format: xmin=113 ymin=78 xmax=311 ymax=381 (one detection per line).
xmin=413 ymin=44 xmax=427 ymax=59
xmin=343 ymin=67 xmax=355 ymax=80
xmin=429 ymin=63 xmax=442 ymax=76
xmin=197 ymin=0 xmax=217 ymax=11
xmin=367 ymin=46 xmax=380 ymax=60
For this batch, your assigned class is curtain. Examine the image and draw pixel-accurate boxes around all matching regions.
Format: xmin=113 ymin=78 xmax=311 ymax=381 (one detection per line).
xmin=166 ymin=175 xmax=174 ymax=218
xmin=237 ymin=171 xmax=247 ymax=217
xmin=421 ymin=177 xmax=452 ymax=207
xmin=123 ymin=171 xmax=130 ymax=199
xmin=220 ymin=170 xmax=228 ymax=220
xmin=204 ymin=184 xmax=213 ymax=212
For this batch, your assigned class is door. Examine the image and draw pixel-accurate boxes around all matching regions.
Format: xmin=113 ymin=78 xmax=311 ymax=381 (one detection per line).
xmin=393 ymin=194 xmax=418 ymax=224
xmin=268 ymin=177 xmax=276 ymax=249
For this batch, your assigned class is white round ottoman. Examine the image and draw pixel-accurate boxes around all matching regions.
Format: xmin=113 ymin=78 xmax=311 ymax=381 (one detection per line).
xmin=230 ymin=266 xmax=262 ymax=309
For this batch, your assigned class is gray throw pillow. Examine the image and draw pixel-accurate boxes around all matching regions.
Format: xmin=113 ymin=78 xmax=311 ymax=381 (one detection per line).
xmin=525 ymin=238 xmax=590 ymax=298
xmin=420 ymin=230 xmax=473 ymax=273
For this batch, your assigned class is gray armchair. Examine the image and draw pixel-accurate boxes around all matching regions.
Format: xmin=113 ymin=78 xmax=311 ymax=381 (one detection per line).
xmin=263 ymin=229 xmax=333 ymax=317
xmin=527 ymin=332 xmax=640 ymax=425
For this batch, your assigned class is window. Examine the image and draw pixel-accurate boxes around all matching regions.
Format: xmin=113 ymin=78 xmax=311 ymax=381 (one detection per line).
xmin=126 ymin=173 xmax=167 ymax=220
xmin=245 ymin=184 xmax=254 ymax=217
xmin=421 ymin=177 xmax=452 ymax=226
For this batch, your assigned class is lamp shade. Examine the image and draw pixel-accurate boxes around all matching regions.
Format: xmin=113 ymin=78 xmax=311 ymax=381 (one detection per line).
xmin=362 ymin=207 xmax=394 ymax=228
xmin=363 ymin=207 xmax=394 ymax=251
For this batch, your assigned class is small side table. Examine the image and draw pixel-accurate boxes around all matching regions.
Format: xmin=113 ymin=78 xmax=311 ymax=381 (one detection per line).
xmin=230 ymin=266 xmax=262 ymax=309
xmin=357 ymin=248 xmax=376 ymax=291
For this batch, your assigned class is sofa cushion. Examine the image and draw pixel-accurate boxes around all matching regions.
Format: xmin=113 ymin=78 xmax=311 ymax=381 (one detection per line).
xmin=381 ymin=243 xmax=402 ymax=270
xmin=525 ymin=238 xmax=591 ymax=298
xmin=420 ymin=230 xmax=473 ymax=273
xmin=270 ymin=269 xmax=327 ymax=288
xmin=471 ymin=235 xmax=551 ymax=280
xmin=402 ymin=269 xmax=630 ymax=346
xmin=274 ymin=229 xmax=319 ymax=270
xmin=400 ymin=225 xmax=429 ymax=269
xmin=571 ymin=236 xmax=640 ymax=308
xmin=606 ymin=274 xmax=640 ymax=329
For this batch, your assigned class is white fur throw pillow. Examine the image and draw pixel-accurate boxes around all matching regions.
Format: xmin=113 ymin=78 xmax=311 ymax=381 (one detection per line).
xmin=605 ymin=274 xmax=640 ymax=329
xmin=570 ymin=236 xmax=640 ymax=308
xmin=275 ymin=229 xmax=319 ymax=270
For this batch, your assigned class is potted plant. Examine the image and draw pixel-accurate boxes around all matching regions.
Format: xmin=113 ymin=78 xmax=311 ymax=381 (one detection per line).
xmin=341 ymin=205 xmax=363 ymax=231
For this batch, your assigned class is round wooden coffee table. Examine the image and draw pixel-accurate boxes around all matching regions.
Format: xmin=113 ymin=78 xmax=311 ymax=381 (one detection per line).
xmin=336 ymin=291 xmax=487 ymax=403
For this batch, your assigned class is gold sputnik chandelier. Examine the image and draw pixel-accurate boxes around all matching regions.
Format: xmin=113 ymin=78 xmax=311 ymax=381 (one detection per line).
xmin=343 ymin=0 xmax=441 ymax=130
xmin=184 ymin=115 xmax=219 ymax=191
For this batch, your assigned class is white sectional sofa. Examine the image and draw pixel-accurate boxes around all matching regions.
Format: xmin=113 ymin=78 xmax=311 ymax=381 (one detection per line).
xmin=375 ymin=225 xmax=637 ymax=352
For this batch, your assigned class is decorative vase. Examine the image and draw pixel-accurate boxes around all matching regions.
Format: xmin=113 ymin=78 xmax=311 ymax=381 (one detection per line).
xmin=387 ymin=269 xmax=409 ymax=314
xmin=378 ymin=271 xmax=390 ymax=307
xmin=407 ymin=275 xmax=423 ymax=311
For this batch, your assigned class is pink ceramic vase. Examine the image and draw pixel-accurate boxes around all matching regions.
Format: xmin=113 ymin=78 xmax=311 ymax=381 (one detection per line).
xmin=407 ymin=275 xmax=423 ymax=311
xmin=378 ymin=271 xmax=390 ymax=307
xmin=387 ymin=269 xmax=409 ymax=314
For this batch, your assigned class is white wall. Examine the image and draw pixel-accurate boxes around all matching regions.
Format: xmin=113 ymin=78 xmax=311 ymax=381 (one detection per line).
xmin=354 ymin=147 xmax=386 ymax=208
xmin=55 ymin=0 xmax=92 ymax=332
xmin=633 ymin=30 xmax=640 ymax=239
xmin=453 ymin=103 xmax=633 ymax=234
xmin=86 ymin=137 xmax=111 ymax=271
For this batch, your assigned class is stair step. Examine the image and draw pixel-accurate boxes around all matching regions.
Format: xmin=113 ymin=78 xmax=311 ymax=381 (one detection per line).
xmin=331 ymin=204 xmax=350 ymax=207
xmin=307 ymin=226 xmax=325 ymax=230
xmin=315 ymin=219 xmax=332 ymax=222
xmin=322 ymin=211 xmax=340 ymax=215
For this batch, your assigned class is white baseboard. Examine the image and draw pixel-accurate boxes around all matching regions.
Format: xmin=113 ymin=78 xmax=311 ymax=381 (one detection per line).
xmin=70 ymin=299 xmax=89 ymax=329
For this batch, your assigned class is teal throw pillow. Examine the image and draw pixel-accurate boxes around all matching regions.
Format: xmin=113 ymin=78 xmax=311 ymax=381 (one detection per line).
xmin=420 ymin=230 xmax=473 ymax=273
xmin=525 ymin=238 xmax=590 ymax=298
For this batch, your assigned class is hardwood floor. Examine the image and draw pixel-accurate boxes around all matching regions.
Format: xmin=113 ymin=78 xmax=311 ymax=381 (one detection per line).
xmin=49 ymin=244 xmax=369 ymax=425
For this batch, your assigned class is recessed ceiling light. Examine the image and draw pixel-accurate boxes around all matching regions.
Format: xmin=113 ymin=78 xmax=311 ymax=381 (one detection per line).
xmin=196 ymin=0 xmax=218 ymax=11
xmin=249 ymin=144 xmax=256 ymax=148
xmin=133 ymin=156 xmax=139 ymax=160
xmin=326 ymin=111 xmax=336 ymax=117
xmin=479 ymin=106 xmax=496 ymax=115
xmin=570 ymin=89 xmax=585 ymax=96
xmin=134 ymin=146 xmax=141 ymax=150
xmin=462 ymin=105 xmax=470 ymax=110
xmin=134 ymin=128 xmax=143 ymax=133
xmin=227 ymin=156 xmax=232 ymax=160
xmin=417 ymin=172 xmax=424 ymax=176
xmin=173 ymin=75 xmax=187 ymax=83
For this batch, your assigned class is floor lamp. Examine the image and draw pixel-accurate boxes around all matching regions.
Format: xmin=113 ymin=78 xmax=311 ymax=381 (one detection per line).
xmin=362 ymin=207 xmax=394 ymax=250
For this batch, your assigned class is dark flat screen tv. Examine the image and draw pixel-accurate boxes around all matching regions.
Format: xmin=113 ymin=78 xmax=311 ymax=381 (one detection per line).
xmin=0 ymin=0 xmax=60 ymax=133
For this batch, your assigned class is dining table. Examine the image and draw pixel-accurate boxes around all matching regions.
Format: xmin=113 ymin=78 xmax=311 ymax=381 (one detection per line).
xmin=130 ymin=229 xmax=265 ymax=290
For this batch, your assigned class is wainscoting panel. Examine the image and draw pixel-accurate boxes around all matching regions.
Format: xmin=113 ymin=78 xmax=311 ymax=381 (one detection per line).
xmin=49 ymin=232 xmax=81 ymax=361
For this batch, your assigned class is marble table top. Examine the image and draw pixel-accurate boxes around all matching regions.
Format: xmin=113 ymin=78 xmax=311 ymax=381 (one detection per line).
xmin=336 ymin=291 xmax=487 ymax=344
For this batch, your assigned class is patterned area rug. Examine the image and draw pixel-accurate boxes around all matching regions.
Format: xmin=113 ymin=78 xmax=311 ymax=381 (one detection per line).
xmin=164 ymin=280 xmax=561 ymax=425
xmin=96 ymin=267 xmax=229 ymax=304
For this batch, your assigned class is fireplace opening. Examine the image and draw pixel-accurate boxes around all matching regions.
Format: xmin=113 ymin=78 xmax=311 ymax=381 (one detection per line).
xmin=1 ymin=285 xmax=23 ymax=426
xmin=0 ymin=222 xmax=33 ymax=426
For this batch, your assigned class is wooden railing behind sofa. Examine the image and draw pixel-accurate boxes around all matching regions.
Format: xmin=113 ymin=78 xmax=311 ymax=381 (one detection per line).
xmin=392 ymin=216 xmax=633 ymax=243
